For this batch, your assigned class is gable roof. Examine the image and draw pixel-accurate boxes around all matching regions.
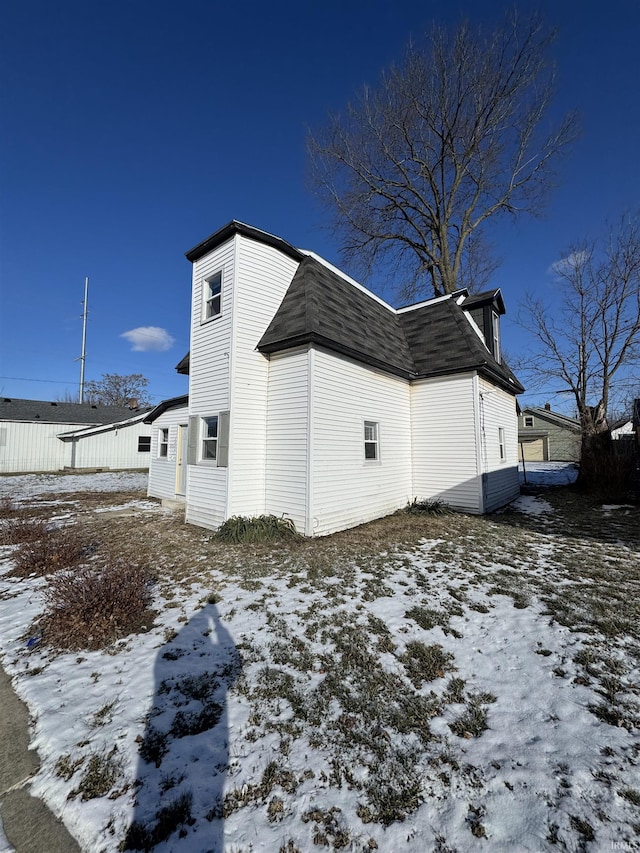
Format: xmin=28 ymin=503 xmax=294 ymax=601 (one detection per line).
xmin=143 ymin=394 xmax=189 ymax=424
xmin=257 ymin=256 xmax=523 ymax=394
xmin=57 ymin=411 xmax=151 ymax=441
xmin=521 ymin=406 xmax=581 ymax=432
xmin=0 ymin=398 xmax=144 ymax=425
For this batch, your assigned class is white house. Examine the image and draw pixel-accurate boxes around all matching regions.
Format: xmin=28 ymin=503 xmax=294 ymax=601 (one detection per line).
xmin=0 ymin=398 xmax=152 ymax=473
xmin=144 ymin=395 xmax=189 ymax=503
xmin=147 ymin=221 xmax=524 ymax=536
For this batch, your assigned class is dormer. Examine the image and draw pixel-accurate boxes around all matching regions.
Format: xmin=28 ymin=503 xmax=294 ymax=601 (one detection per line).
xmin=461 ymin=289 xmax=505 ymax=363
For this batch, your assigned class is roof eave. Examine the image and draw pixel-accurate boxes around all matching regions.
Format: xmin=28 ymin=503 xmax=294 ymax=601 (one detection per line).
xmin=185 ymin=221 xmax=305 ymax=264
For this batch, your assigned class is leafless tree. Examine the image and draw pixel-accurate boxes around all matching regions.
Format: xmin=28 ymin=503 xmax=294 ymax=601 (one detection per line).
xmin=85 ymin=373 xmax=151 ymax=408
xmin=522 ymin=216 xmax=640 ymax=487
xmin=308 ymin=12 xmax=577 ymax=299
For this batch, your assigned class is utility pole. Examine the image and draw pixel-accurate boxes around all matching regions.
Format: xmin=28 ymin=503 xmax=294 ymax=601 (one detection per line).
xmin=78 ymin=277 xmax=88 ymax=403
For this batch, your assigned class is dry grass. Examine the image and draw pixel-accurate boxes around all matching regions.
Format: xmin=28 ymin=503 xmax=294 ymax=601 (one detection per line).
xmin=2 ymin=477 xmax=640 ymax=849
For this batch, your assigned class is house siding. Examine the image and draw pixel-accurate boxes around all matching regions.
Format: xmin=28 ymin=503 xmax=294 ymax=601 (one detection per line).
xmin=68 ymin=421 xmax=151 ymax=470
xmin=147 ymin=405 xmax=189 ymax=502
xmin=265 ymin=347 xmax=309 ymax=533
xmin=518 ymin=410 xmax=580 ymax=462
xmin=410 ymin=374 xmax=482 ymax=512
xmin=228 ymin=236 xmax=301 ymax=517
xmin=0 ymin=421 xmax=79 ymax=473
xmin=311 ymin=349 xmax=412 ymax=536
xmin=479 ymin=378 xmax=520 ymax=512
xmin=186 ymin=237 xmax=235 ymax=528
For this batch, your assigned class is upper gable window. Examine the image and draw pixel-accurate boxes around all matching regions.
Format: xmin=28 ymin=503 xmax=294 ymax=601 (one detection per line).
xmin=203 ymin=271 xmax=222 ymax=321
xmin=492 ymin=311 xmax=501 ymax=363
xmin=524 ymin=416 xmax=534 ymax=428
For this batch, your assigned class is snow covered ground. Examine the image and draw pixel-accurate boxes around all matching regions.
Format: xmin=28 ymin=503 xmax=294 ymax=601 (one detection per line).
xmin=0 ymin=467 xmax=638 ymax=852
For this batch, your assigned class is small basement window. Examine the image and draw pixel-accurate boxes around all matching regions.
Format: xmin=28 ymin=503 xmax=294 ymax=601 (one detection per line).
xmin=138 ymin=436 xmax=151 ymax=452
xmin=158 ymin=428 xmax=169 ymax=458
xmin=203 ymin=271 xmax=222 ymax=321
xmin=364 ymin=421 xmax=379 ymax=461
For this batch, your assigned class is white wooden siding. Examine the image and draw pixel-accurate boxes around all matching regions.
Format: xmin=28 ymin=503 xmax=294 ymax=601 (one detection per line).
xmin=0 ymin=421 xmax=78 ymax=472
xmin=311 ymin=349 xmax=412 ymax=536
xmin=227 ymin=236 xmax=300 ymax=517
xmin=478 ymin=377 xmax=520 ymax=511
xmin=186 ymin=238 xmax=235 ymax=528
xmin=147 ymin=406 xmax=189 ymax=501
xmin=411 ymin=374 xmax=482 ymax=513
xmin=67 ymin=421 xmax=151 ymax=470
xmin=0 ymin=420 xmax=151 ymax=473
xmin=264 ymin=347 xmax=309 ymax=533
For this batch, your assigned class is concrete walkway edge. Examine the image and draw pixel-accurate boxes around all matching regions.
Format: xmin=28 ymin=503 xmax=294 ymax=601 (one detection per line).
xmin=0 ymin=664 xmax=81 ymax=853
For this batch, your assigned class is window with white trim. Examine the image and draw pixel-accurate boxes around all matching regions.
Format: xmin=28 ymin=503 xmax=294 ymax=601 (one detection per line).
xmin=498 ymin=427 xmax=506 ymax=462
xmin=158 ymin=428 xmax=169 ymax=458
xmin=524 ymin=416 xmax=534 ymax=427
xmin=203 ymin=271 xmax=222 ymax=321
xmin=138 ymin=436 xmax=151 ymax=453
xmin=202 ymin=416 xmax=218 ymax=461
xmin=492 ymin=311 xmax=501 ymax=362
xmin=364 ymin=421 xmax=379 ymax=461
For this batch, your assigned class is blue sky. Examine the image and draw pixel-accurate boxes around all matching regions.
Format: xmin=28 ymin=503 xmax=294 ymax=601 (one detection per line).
xmin=1 ymin=0 xmax=639 ymax=411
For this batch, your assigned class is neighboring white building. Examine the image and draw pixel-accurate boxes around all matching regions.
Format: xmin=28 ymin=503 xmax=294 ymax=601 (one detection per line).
xmin=148 ymin=221 xmax=524 ymax=536
xmin=144 ymin=395 xmax=189 ymax=503
xmin=0 ymin=398 xmax=151 ymax=473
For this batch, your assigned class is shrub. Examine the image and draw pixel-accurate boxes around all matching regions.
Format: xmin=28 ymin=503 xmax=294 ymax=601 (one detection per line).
xmin=404 ymin=498 xmax=451 ymax=516
xmin=12 ymin=529 xmax=86 ymax=575
xmin=40 ymin=558 xmax=153 ymax=650
xmin=0 ymin=518 xmax=50 ymax=547
xmin=214 ymin=515 xmax=299 ymax=543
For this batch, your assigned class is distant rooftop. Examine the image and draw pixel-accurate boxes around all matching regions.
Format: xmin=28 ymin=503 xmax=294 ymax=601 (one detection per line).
xmin=0 ymin=398 xmax=145 ymax=425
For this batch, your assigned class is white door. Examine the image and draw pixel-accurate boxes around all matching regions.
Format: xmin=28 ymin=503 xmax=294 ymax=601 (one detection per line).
xmin=176 ymin=425 xmax=188 ymax=495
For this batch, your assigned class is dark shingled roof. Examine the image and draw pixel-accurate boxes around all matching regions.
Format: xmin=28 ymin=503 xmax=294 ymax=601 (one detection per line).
xmin=185 ymin=220 xmax=305 ymax=264
xmin=0 ymin=398 xmax=144 ymax=425
xmin=144 ymin=394 xmax=189 ymax=424
xmin=258 ymin=256 xmax=415 ymax=378
xmin=258 ymin=257 xmax=523 ymax=394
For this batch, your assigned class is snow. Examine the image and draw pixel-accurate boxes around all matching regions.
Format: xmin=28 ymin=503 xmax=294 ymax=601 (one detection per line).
xmin=518 ymin=461 xmax=578 ymax=487
xmin=0 ymin=470 xmax=638 ymax=852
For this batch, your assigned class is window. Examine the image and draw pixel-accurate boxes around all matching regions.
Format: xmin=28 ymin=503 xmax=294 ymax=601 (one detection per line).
xmin=158 ymin=428 xmax=169 ymax=458
xmin=138 ymin=435 xmax=151 ymax=453
xmin=498 ymin=427 xmax=506 ymax=462
xmin=203 ymin=271 xmax=222 ymax=320
xmin=202 ymin=416 xmax=218 ymax=460
xmin=524 ymin=416 xmax=534 ymax=428
xmin=492 ymin=311 xmax=501 ymax=362
xmin=364 ymin=421 xmax=379 ymax=461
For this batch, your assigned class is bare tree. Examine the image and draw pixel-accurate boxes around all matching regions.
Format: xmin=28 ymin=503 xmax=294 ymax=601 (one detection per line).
xmin=522 ymin=216 xmax=640 ymax=487
xmin=85 ymin=373 xmax=151 ymax=408
xmin=308 ymin=12 xmax=577 ymax=299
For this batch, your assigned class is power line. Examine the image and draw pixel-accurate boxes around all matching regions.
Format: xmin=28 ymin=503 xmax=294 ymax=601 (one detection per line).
xmin=0 ymin=375 xmax=78 ymax=384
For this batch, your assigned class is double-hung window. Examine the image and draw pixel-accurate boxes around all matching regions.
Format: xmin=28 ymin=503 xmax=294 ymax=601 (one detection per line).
xmin=364 ymin=421 xmax=379 ymax=461
xmin=524 ymin=416 xmax=534 ymax=427
xmin=138 ymin=436 xmax=151 ymax=453
xmin=158 ymin=428 xmax=169 ymax=458
xmin=498 ymin=427 xmax=506 ymax=462
xmin=203 ymin=271 xmax=222 ymax=321
xmin=202 ymin=416 xmax=218 ymax=461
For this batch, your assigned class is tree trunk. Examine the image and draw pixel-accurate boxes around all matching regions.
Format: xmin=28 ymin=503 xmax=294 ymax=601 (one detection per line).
xmin=576 ymin=402 xmax=613 ymax=491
